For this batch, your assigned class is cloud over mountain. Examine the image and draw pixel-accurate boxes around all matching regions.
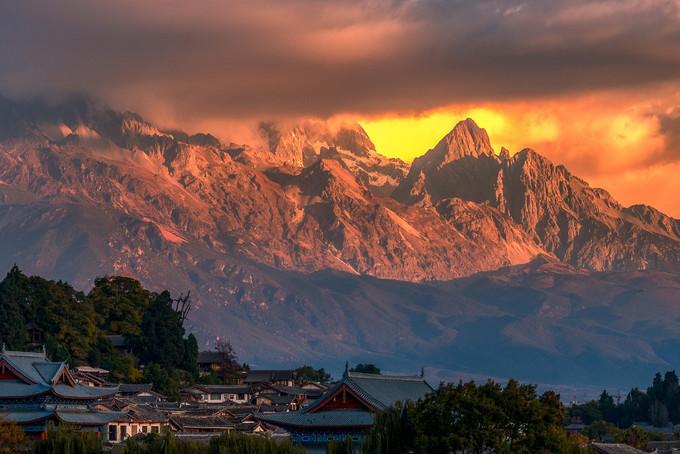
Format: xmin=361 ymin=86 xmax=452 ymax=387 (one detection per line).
xmin=2 ymin=0 xmax=680 ymax=120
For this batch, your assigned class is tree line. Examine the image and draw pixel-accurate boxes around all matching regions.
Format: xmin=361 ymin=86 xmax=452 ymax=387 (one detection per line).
xmin=363 ymin=379 xmax=589 ymax=454
xmin=569 ymin=370 xmax=680 ymax=429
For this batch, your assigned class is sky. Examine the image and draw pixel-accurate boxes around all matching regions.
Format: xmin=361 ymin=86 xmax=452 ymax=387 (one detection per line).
xmin=1 ymin=0 xmax=680 ymax=215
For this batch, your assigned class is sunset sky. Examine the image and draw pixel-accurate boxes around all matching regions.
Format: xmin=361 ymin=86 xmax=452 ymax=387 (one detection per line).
xmin=1 ymin=0 xmax=680 ymax=215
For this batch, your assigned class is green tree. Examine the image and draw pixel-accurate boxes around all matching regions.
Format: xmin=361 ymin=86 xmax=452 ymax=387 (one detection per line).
xmin=32 ymin=423 xmax=103 ymax=454
xmin=296 ymin=365 xmax=332 ymax=384
xmin=0 ymin=419 xmax=26 ymax=454
xmin=134 ymin=291 xmax=186 ymax=368
xmin=598 ymin=390 xmax=617 ymax=424
xmin=362 ymin=402 xmax=415 ymax=454
xmin=350 ymin=363 xmax=381 ymax=375
xmin=87 ymin=276 xmax=152 ymax=336
xmin=367 ymin=379 xmax=580 ymax=454
xmin=614 ymin=426 xmax=648 ymax=450
xmin=182 ymin=333 xmax=199 ymax=379
xmin=327 ymin=438 xmax=353 ymax=454
xmin=0 ymin=266 xmax=28 ymax=349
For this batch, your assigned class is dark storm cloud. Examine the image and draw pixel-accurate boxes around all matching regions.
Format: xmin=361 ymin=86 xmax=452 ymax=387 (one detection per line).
xmin=1 ymin=0 xmax=680 ymax=119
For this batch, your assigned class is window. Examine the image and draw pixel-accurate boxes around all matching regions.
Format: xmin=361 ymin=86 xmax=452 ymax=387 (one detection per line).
xmin=151 ymin=426 xmax=159 ymax=433
xmin=142 ymin=426 xmax=148 ymax=433
xmin=108 ymin=425 xmax=117 ymax=442
xmin=131 ymin=425 xmax=138 ymax=435
xmin=210 ymin=393 xmax=221 ymax=400
xmin=120 ymin=425 xmax=127 ymax=439
xmin=238 ymin=394 xmax=245 ymax=400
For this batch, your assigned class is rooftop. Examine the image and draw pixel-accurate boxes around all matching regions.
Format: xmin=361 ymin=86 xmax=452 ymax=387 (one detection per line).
xmin=0 ymin=348 xmax=118 ymax=400
xmin=258 ymin=410 xmax=374 ymax=429
xmin=305 ymin=371 xmax=432 ymax=413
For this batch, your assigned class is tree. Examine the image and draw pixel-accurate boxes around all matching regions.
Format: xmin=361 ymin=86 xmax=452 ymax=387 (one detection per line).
xmin=614 ymin=426 xmax=648 ymax=450
xmin=32 ymin=423 xmax=103 ymax=454
xmin=327 ymin=438 xmax=353 ymax=454
xmin=87 ymin=276 xmax=152 ymax=337
xmin=182 ymin=333 xmax=199 ymax=378
xmin=366 ymin=379 xmax=580 ymax=454
xmin=649 ymin=399 xmax=670 ymax=427
xmin=598 ymin=390 xmax=617 ymax=424
xmin=350 ymin=363 xmax=381 ymax=375
xmin=134 ymin=291 xmax=187 ymax=368
xmin=0 ymin=419 xmax=25 ymax=454
xmin=568 ymin=400 xmax=603 ymax=425
xmin=0 ymin=270 xmax=28 ymax=349
xmin=362 ymin=402 xmax=415 ymax=454
xmin=296 ymin=365 xmax=332 ymax=384
xmin=214 ymin=337 xmax=241 ymax=382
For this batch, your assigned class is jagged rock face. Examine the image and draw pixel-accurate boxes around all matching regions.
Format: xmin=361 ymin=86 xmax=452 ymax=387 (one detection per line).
xmin=3 ymin=95 xmax=680 ymax=385
xmin=396 ymin=119 xmax=680 ymax=272
xmin=253 ymin=120 xmax=409 ymax=195
xmin=0 ymin=96 xmax=543 ymax=289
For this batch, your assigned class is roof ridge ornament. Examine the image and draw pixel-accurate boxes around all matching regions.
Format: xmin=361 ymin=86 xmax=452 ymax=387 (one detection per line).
xmin=343 ymin=361 xmax=349 ymax=378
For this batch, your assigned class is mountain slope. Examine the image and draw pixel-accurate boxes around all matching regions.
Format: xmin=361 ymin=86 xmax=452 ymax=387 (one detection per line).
xmin=395 ymin=119 xmax=680 ymax=272
xmin=2 ymin=94 xmax=680 ymax=388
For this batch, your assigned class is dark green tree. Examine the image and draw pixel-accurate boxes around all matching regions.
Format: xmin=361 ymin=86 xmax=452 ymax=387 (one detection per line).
xmin=182 ymin=333 xmax=199 ymax=379
xmin=350 ymin=363 xmax=381 ymax=375
xmin=296 ymin=365 xmax=332 ymax=384
xmin=0 ymin=266 xmax=28 ymax=349
xmin=134 ymin=291 xmax=186 ymax=368
xmin=87 ymin=276 xmax=152 ymax=336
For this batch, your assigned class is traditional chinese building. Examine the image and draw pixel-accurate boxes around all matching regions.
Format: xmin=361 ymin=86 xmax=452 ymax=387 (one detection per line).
xmin=257 ymin=369 xmax=432 ymax=453
xmin=0 ymin=347 xmax=123 ymax=439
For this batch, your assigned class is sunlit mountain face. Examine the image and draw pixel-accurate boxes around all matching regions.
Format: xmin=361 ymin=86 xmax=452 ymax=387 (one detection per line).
xmin=1 ymin=0 xmax=680 ymax=389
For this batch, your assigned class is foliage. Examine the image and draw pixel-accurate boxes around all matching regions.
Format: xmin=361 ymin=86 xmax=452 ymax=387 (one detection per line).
xmin=0 ymin=266 xmax=29 ymax=349
xmin=0 ymin=419 xmax=26 ymax=454
xmin=568 ymin=370 xmax=680 ymax=429
xmin=133 ymin=291 xmax=188 ymax=368
xmin=326 ymin=438 xmax=353 ymax=454
xmin=365 ymin=379 xmax=589 ymax=454
xmin=295 ymin=365 xmax=332 ymax=384
xmin=350 ymin=363 xmax=381 ymax=375
xmin=214 ymin=337 xmax=241 ymax=382
xmin=362 ymin=402 xmax=415 ymax=454
xmin=124 ymin=430 xmax=304 ymax=454
xmin=32 ymin=423 xmax=103 ymax=454
xmin=88 ymin=276 xmax=152 ymax=337
xmin=209 ymin=431 xmax=304 ymax=454
xmin=0 ymin=267 xmax=198 ymax=396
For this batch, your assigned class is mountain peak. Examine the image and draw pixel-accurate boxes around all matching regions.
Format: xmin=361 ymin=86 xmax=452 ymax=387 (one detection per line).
xmin=412 ymin=118 xmax=494 ymax=173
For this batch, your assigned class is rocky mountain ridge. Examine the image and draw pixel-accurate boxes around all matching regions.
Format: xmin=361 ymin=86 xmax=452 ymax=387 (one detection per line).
xmin=1 ymin=94 xmax=680 ymax=386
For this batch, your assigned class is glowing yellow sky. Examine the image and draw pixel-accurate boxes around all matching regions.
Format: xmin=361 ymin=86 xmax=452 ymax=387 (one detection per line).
xmin=357 ymin=92 xmax=680 ymax=218
xmin=360 ymin=107 xmax=560 ymax=162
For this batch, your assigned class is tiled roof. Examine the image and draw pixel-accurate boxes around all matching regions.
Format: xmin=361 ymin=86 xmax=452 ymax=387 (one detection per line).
xmin=0 ymin=409 xmax=53 ymax=423
xmin=53 ymin=383 xmax=118 ymax=400
xmin=0 ymin=381 xmax=50 ymax=398
xmin=343 ymin=372 xmax=433 ymax=410
xmin=170 ymin=415 xmax=234 ymax=430
xmin=591 ymin=443 xmax=647 ymax=454
xmin=305 ymin=371 xmax=432 ymax=413
xmin=118 ymin=383 xmax=153 ymax=394
xmin=1 ymin=350 xmax=58 ymax=384
xmin=197 ymin=352 xmax=223 ymax=364
xmin=196 ymin=385 xmax=251 ymax=394
xmin=258 ymin=410 xmax=374 ymax=428
xmin=245 ymin=370 xmax=295 ymax=383
xmin=0 ymin=349 xmax=117 ymax=400
xmin=56 ymin=409 xmax=127 ymax=426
